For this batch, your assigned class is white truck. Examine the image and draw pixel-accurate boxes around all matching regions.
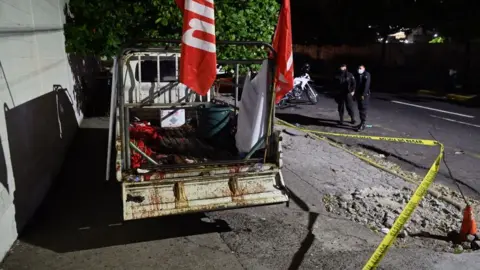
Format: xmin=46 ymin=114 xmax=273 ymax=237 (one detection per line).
xmin=106 ymin=40 xmax=288 ymax=220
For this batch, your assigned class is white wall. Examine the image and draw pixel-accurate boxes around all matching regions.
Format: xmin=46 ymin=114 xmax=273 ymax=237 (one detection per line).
xmin=0 ymin=0 xmax=82 ymax=261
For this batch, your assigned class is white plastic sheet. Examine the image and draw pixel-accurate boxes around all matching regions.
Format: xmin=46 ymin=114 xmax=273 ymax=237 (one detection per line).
xmin=235 ymin=60 xmax=269 ymax=154
xmin=160 ymin=109 xmax=185 ymax=127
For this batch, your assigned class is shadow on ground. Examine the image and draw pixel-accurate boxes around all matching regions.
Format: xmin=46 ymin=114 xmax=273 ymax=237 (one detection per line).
xmin=19 ymin=128 xmax=231 ymax=253
xmin=285 ymin=187 xmax=319 ymax=270
xmin=276 ymin=112 xmax=357 ymax=131
xmin=409 ymin=231 xmax=459 ymax=244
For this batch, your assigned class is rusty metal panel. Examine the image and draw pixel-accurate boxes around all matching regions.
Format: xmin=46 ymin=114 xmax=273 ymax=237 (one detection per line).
xmin=122 ymin=163 xmax=277 ymax=182
xmin=122 ymin=172 xmax=288 ymax=220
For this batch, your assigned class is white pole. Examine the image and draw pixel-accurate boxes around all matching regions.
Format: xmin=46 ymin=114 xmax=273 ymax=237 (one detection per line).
xmin=106 ymin=57 xmax=118 ymax=181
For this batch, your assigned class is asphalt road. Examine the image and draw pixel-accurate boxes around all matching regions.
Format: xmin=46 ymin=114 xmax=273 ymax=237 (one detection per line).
xmin=277 ymin=91 xmax=480 ymax=199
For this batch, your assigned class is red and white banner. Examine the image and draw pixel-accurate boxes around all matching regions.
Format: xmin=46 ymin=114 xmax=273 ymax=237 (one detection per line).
xmin=175 ymin=0 xmax=217 ymax=96
xmin=272 ymin=0 xmax=294 ymax=104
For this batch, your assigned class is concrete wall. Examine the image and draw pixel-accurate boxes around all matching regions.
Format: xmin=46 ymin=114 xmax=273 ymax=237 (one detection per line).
xmin=0 ymin=0 xmax=82 ymax=261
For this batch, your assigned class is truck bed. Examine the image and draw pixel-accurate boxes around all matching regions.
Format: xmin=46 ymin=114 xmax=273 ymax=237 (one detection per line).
xmin=148 ymin=124 xmax=237 ymax=165
xmin=123 ymin=115 xmax=288 ymax=221
xmin=111 ymin=46 xmax=289 ymax=221
xmin=128 ymin=106 xmax=241 ymax=169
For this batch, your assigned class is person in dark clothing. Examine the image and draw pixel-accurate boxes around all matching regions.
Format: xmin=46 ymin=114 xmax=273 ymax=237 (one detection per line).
xmin=335 ymin=64 xmax=356 ymax=125
xmin=354 ymin=65 xmax=371 ymax=131
xmin=301 ymin=63 xmax=310 ymax=75
xmin=445 ymin=68 xmax=458 ymax=93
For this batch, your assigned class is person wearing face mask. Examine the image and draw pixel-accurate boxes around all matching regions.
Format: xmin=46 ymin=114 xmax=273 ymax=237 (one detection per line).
xmin=335 ymin=64 xmax=356 ymax=125
xmin=354 ymin=65 xmax=371 ymax=131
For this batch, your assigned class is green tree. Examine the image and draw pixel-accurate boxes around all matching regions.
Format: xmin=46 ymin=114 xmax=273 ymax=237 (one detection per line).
xmin=64 ymin=0 xmax=280 ymax=61
xmin=64 ymin=0 xmax=159 ymax=56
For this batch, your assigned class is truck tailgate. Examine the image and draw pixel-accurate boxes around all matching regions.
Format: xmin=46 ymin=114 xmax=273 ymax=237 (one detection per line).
xmin=122 ymin=171 xmax=288 ymax=220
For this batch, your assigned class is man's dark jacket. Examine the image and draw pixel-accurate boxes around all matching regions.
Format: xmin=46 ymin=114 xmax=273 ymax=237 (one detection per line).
xmin=356 ymin=71 xmax=371 ymax=96
xmin=336 ymin=71 xmax=356 ymax=93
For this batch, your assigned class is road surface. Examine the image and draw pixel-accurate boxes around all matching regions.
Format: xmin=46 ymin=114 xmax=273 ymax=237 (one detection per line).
xmin=3 ymin=118 xmax=480 ymax=269
xmin=277 ymin=91 xmax=480 ymax=199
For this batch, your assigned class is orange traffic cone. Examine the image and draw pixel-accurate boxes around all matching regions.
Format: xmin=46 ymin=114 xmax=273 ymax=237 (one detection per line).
xmin=460 ymin=205 xmax=477 ymax=241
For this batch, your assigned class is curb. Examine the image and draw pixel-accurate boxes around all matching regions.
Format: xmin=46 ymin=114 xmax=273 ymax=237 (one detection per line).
xmin=417 ymin=89 xmax=439 ymax=96
xmin=417 ymin=90 xmax=478 ymax=102
xmin=445 ymin=93 xmax=478 ymax=102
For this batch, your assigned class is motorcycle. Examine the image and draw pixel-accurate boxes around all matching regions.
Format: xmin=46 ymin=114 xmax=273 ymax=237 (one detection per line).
xmin=277 ymin=72 xmax=318 ymax=108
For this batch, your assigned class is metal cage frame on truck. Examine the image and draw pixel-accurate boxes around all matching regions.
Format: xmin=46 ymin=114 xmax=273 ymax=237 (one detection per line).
xmin=106 ymin=40 xmax=289 ymax=220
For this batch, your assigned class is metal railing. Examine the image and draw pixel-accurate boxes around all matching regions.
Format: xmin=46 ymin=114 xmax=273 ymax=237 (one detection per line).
xmin=110 ymin=39 xmax=277 ymax=172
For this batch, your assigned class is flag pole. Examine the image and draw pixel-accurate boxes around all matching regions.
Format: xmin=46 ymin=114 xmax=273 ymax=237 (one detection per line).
xmin=263 ymin=0 xmax=285 ymax=162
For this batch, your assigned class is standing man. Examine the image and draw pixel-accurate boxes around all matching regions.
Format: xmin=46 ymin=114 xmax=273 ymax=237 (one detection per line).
xmin=354 ymin=65 xmax=371 ymax=131
xmin=335 ymin=64 xmax=356 ymax=125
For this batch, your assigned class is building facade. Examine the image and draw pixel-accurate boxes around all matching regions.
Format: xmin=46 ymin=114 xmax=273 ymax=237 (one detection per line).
xmin=0 ymin=0 xmax=82 ymax=260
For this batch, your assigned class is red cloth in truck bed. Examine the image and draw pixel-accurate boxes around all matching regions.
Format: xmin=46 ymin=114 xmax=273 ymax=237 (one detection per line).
xmin=130 ymin=122 xmax=158 ymax=169
xmin=129 ymin=121 xmax=235 ymax=168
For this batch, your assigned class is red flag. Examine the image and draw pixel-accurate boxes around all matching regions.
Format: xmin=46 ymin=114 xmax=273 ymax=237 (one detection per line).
xmin=175 ymin=0 xmax=217 ymax=95
xmin=175 ymin=0 xmax=184 ymax=10
xmin=272 ymin=0 xmax=294 ymax=104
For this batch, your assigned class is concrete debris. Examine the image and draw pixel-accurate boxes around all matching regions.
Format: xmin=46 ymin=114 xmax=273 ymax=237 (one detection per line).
xmin=462 ymin=241 xmax=472 ymax=250
xmin=383 ymin=217 xmax=395 ymax=228
xmin=459 ymin=235 xmax=480 ymax=251
xmin=381 ymin=228 xmax=390 ymax=234
xmin=421 ymin=219 xmax=428 ymax=228
xmin=467 ymin=234 xmax=476 ymax=242
xmin=322 ymin=186 xmax=472 ymax=252
xmin=398 ymin=230 xmax=408 ymax=238
xmin=472 ymin=241 xmax=480 ymax=251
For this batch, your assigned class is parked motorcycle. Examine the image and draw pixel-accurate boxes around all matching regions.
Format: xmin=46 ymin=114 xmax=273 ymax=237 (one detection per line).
xmin=277 ymin=64 xmax=318 ymax=108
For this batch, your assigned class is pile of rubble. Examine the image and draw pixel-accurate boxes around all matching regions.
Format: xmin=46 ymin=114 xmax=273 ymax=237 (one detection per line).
xmin=456 ymin=233 xmax=480 ymax=253
xmin=322 ymin=186 xmax=480 ymax=252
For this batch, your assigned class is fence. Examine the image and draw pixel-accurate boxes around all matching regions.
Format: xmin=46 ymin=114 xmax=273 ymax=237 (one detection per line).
xmin=294 ymin=43 xmax=480 ymax=93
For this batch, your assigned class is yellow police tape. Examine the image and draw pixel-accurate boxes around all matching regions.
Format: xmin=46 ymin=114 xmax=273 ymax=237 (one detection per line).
xmin=276 ymin=118 xmax=444 ymax=270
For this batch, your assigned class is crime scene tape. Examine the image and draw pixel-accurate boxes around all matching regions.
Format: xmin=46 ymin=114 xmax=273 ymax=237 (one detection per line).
xmin=276 ymin=118 xmax=444 ymax=270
